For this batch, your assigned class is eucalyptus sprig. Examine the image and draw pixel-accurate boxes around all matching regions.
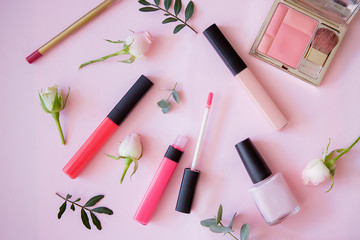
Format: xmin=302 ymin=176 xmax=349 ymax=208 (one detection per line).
xmin=201 ymin=204 xmax=250 ymax=240
xmin=56 ymin=193 xmax=113 ymax=230
xmin=157 ymin=82 xmax=180 ymax=113
xmin=138 ymin=0 xmax=197 ymax=34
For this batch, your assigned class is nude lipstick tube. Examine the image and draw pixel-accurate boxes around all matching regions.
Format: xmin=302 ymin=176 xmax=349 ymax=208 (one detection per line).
xmin=134 ymin=135 xmax=187 ymax=225
xmin=203 ymin=24 xmax=287 ymax=131
xmin=63 ymin=75 xmax=153 ymax=179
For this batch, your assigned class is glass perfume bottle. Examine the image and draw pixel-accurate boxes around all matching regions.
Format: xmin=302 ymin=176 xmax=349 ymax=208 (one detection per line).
xmin=235 ymin=138 xmax=300 ymax=225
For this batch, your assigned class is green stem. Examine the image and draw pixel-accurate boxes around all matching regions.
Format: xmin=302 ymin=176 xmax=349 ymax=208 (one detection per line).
xmin=328 ymin=136 xmax=360 ymax=167
xmin=219 ymin=222 xmax=239 ymax=240
xmin=52 ymin=112 xmax=65 ymax=145
xmin=55 ymin=193 xmax=92 ymax=212
xmin=149 ymin=3 xmax=197 ymax=33
xmin=165 ymin=82 xmax=178 ymax=101
xmin=79 ymin=49 xmax=128 ymax=69
xmin=120 ymin=158 xmax=133 ymax=184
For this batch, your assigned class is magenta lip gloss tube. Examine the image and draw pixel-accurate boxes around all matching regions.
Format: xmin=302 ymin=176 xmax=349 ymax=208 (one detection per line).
xmin=134 ymin=135 xmax=187 ymax=225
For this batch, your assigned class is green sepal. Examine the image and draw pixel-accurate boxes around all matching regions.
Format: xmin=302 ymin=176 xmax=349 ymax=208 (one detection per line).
xmin=52 ymin=91 xmax=61 ymax=112
xmin=39 ymin=93 xmax=51 ymax=113
xmin=63 ymin=87 xmax=70 ymax=109
xmin=105 ymin=39 xmax=125 ymax=44
xmin=105 ymin=154 xmax=121 ymax=160
xmin=130 ymin=158 xmax=139 ymax=179
xmin=119 ymin=55 xmax=136 ymax=64
xmin=120 ymin=158 xmax=133 ymax=184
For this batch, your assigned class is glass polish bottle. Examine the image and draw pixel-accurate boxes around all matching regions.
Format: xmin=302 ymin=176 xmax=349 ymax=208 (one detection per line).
xmin=235 ymin=138 xmax=300 ymax=225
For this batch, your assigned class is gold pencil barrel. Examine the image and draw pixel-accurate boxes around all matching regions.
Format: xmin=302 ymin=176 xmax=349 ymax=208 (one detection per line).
xmin=39 ymin=0 xmax=116 ymax=54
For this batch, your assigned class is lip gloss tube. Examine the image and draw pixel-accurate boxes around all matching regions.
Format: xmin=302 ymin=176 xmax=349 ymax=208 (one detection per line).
xmin=203 ymin=24 xmax=287 ymax=131
xmin=134 ymin=135 xmax=187 ymax=225
xmin=63 ymin=75 xmax=153 ymax=179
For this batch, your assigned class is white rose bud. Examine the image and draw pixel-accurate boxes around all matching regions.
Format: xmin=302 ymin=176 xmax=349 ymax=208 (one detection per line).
xmin=126 ymin=31 xmax=153 ymax=59
xmin=106 ymin=133 xmax=143 ymax=184
xmin=39 ymin=85 xmax=70 ymax=145
xmin=302 ymin=158 xmax=331 ymax=186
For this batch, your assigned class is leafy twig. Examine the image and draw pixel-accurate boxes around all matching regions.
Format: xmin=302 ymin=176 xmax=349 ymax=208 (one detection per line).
xmin=201 ymin=204 xmax=250 ymax=240
xmin=138 ymin=0 xmax=197 ymax=34
xmin=56 ymin=193 xmax=113 ymax=230
xmin=157 ymin=82 xmax=180 ymax=113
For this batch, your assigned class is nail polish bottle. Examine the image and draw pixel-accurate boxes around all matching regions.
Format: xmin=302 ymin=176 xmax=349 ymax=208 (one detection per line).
xmin=235 ymin=138 xmax=300 ymax=225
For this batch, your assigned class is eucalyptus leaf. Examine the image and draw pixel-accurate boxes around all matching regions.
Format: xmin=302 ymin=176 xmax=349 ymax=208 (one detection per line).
xmin=185 ymin=1 xmax=194 ymax=22
xmin=71 ymin=204 xmax=75 ymax=211
xmin=216 ymin=204 xmax=223 ymax=224
xmin=157 ymin=99 xmax=171 ymax=108
xmin=200 ymin=218 xmax=217 ymax=227
xmin=162 ymin=17 xmax=178 ymax=24
xmin=162 ymin=105 xmax=171 ymax=114
xmin=174 ymin=0 xmax=182 ymax=16
xmin=228 ymin=212 xmax=237 ymax=229
xmin=139 ymin=7 xmax=159 ymax=12
xmin=81 ymin=209 xmax=91 ymax=229
xmin=92 ymin=207 xmax=114 ymax=215
xmin=90 ymin=212 xmax=102 ymax=230
xmin=173 ymin=24 xmax=186 ymax=34
xmin=209 ymin=225 xmax=233 ymax=233
xmin=84 ymin=195 xmax=104 ymax=207
xmin=66 ymin=194 xmax=72 ymax=200
xmin=58 ymin=202 xmax=67 ymax=219
xmin=172 ymin=90 xmax=179 ymax=103
xmin=154 ymin=0 xmax=160 ymax=5
xmin=138 ymin=0 xmax=151 ymax=5
xmin=164 ymin=0 xmax=172 ymax=10
xmin=240 ymin=224 xmax=250 ymax=240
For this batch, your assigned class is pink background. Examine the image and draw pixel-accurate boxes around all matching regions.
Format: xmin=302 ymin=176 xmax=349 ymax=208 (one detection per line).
xmin=1 ymin=0 xmax=360 ymax=239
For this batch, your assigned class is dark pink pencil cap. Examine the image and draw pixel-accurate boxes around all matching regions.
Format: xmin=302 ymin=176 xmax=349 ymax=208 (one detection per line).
xmin=26 ymin=50 xmax=42 ymax=64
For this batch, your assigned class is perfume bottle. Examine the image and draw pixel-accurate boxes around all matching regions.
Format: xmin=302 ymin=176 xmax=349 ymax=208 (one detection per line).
xmin=235 ymin=138 xmax=300 ymax=225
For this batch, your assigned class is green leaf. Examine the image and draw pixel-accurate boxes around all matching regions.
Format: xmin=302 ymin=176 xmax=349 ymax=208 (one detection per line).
xmin=66 ymin=194 xmax=72 ymax=200
xmin=162 ymin=17 xmax=178 ymax=24
xmin=139 ymin=7 xmax=159 ymax=12
xmin=240 ymin=224 xmax=250 ymax=240
xmin=174 ymin=0 xmax=182 ymax=16
xmin=84 ymin=195 xmax=104 ymax=207
xmin=81 ymin=209 xmax=91 ymax=229
xmin=74 ymin=198 xmax=81 ymax=202
xmin=154 ymin=0 xmax=160 ymax=5
xmin=92 ymin=207 xmax=114 ymax=215
xmin=164 ymin=13 xmax=171 ymax=16
xmin=209 ymin=225 xmax=233 ymax=233
xmin=228 ymin=212 xmax=237 ymax=229
xmin=185 ymin=1 xmax=194 ymax=22
xmin=58 ymin=201 xmax=67 ymax=219
xmin=138 ymin=0 xmax=151 ymax=5
xmin=71 ymin=204 xmax=75 ymax=211
xmin=164 ymin=0 xmax=172 ymax=10
xmin=173 ymin=24 xmax=186 ymax=34
xmin=105 ymin=39 xmax=125 ymax=44
xmin=105 ymin=154 xmax=121 ymax=160
xmin=90 ymin=212 xmax=102 ymax=230
xmin=172 ymin=90 xmax=179 ymax=103
xmin=200 ymin=218 xmax=217 ymax=227
xmin=216 ymin=204 xmax=223 ymax=224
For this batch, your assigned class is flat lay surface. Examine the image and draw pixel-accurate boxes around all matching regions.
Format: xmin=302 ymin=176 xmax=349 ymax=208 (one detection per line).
xmin=1 ymin=0 xmax=360 ymax=239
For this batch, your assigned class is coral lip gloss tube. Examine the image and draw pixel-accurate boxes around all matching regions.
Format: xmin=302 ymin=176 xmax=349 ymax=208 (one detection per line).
xmin=203 ymin=24 xmax=287 ymax=131
xmin=63 ymin=75 xmax=153 ymax=179
xmin=134 ymin=135 xmax=187 ymax=225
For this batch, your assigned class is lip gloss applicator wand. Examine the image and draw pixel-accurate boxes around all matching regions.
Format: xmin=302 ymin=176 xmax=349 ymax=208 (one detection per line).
xmin=175 ymin=92 xmax=213 ymax=214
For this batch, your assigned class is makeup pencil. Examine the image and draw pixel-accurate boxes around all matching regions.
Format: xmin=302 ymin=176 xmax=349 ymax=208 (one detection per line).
xmin=175 ymin=92 xmax=213 ymax=214
xmin=26 ymin=0 xmax=118 ymax=64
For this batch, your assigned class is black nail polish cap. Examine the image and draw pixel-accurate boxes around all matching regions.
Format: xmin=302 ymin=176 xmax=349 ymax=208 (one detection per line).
xmin=235 ymin=138 xmax=272 ymax=184
xmin=203 ymin=23 xmax=247 ymax=76
xmin=107 ymin=75 xmax=153 ymax=125
xmin=175 ymin=168 xmax=200 ymax=214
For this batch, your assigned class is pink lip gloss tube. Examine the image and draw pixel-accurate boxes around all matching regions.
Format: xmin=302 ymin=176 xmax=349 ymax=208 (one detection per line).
xmin=203 ymin=24 xmax=287 ymax=131
xmin=63 ymin=75 xmax=153 ymax=179
xmin=134 ymin=135 xmax=187 ymax=225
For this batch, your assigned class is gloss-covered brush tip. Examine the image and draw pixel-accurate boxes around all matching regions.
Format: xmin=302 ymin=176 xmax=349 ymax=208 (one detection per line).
xmin=206 ymin=92 xmax=214 ymax=108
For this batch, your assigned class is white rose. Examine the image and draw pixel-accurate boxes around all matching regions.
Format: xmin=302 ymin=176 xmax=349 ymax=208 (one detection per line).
xmin=302 ymin=158 xmax=331 ymax=185
xmin=126 ymin=31 xmax=153 ymax=59
xmin=118 ymin=133 xmax=143 ymax=160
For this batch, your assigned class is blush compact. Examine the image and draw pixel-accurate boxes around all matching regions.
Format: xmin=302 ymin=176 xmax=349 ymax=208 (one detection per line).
xmin=250 ymin=0 xmax=360 ymax=86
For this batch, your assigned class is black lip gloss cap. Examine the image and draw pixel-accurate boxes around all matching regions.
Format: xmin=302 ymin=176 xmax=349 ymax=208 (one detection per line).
xmin=203 ymin=23 xmax=247 ymax=76
xmin=107 ymin=75 xmax=153 ymax=125
xmin=235 ymin=138 xmax=272 ymax=184
xmin=175 ymin=168 xmax=200 ymax=214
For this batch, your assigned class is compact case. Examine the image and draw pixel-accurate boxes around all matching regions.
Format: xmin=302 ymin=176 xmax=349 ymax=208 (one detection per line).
xmin=250 ymin=0 xmax=360 ymax=85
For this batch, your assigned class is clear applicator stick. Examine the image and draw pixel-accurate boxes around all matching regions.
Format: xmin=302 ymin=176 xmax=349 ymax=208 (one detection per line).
xmin=175 ymin=92 xmax=213 ymax=214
